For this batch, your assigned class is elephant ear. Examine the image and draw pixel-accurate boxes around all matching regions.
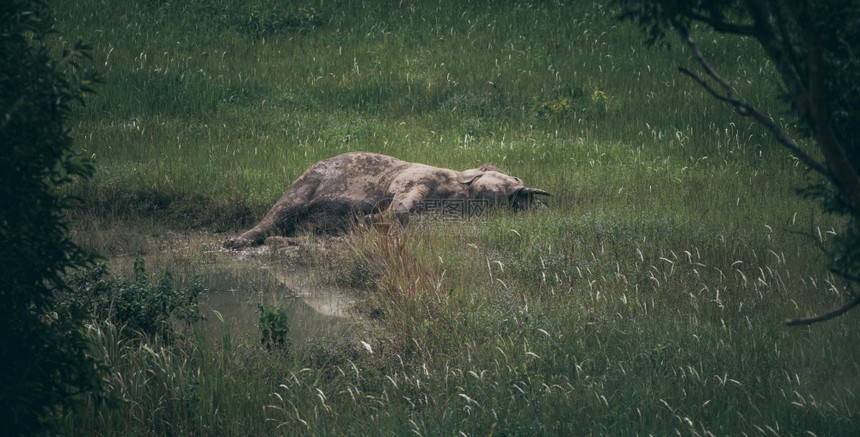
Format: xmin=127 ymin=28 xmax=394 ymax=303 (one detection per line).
xmin=458 ymin=163 xmax=505 ymax=184
xmin=457 ymin=168 xmax=484 ymax=184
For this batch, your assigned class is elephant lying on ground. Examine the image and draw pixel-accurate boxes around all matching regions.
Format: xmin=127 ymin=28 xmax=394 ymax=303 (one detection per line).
xmin=224 ymin=152 xmax=550 ymax=249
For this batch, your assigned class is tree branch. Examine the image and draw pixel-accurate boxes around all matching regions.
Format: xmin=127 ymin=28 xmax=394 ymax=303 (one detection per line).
xmin=686 ymin=11 xmax=757 ymax=36
xmin=831 ymin=269 xmax=860 ymax=284
xmin=677 ymin=31 xmax=832 ymax=180
xmin=785 ymin=287 xmax=860 ymax=326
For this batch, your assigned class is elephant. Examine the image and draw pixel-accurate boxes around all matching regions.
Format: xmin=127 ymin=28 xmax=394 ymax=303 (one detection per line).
xmin=224 ymin=152 xmax=550 ymax=249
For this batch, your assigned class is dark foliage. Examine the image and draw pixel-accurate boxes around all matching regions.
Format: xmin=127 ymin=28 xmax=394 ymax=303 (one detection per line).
xmin=0 ymin=0 xmax=103 ymax=433
xmin=615 ymin=0 xmax=860 ymax=323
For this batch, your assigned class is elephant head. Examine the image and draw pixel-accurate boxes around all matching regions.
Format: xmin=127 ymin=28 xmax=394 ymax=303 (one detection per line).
xmin=461 ymin=164 xmax=551 ymax=210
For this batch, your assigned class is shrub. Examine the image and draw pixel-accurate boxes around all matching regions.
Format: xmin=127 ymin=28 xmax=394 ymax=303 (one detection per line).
xmin=0 ymin=0 xmax=104 ymax=433
xmin=65 ymin=260 xmax=203 ymax=340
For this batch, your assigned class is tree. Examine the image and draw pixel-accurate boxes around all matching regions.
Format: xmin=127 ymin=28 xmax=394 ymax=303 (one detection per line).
xmin=614 ymin=0 xmax=860 ymax=325
xmin=0 ymin=0 xmax=104 ymax=433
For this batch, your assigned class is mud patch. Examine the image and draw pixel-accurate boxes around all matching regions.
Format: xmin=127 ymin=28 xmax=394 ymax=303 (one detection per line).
xmin=199 ymin=261 xmax=355 ymax=346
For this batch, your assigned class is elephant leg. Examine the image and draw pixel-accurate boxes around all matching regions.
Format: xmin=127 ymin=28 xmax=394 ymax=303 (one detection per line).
xmin=225 ymin=180 xmax=317 ymax=249
xmin=389 ymin=187 xmax=428 ymax=228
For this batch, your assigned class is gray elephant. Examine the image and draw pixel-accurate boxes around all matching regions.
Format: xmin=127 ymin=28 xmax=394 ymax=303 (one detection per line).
xmin=224 ymin=152 xmax=549 ymax=249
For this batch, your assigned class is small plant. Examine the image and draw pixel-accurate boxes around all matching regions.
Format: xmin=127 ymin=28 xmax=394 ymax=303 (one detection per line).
xmin=258 ymin=304 xmax=291 ymax=351
xmin=532 ymin=85 xmax=609 ymax=119
xmin=591 ymin=89 xmax=609 ymax=113
xmin=531 ymin=85 xmax=583 ymax=117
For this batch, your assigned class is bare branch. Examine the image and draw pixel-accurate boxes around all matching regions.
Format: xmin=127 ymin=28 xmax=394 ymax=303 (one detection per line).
xmin=831 ymin=269 xmax=860 ymax=284
xmin=783 ymin=229 xmax=827 ymax=255
xmin=786 ymin=288 xmax=860 ymax=326
xmin=686 ymin=11 xmax=757 ymax=36
xmin=678 ymin=31 xmax=832 ymax=180
xmin=783 ymin=237 xmax=860 ymax=327
xmin=677 ymin=67 xmax=738 ymax=106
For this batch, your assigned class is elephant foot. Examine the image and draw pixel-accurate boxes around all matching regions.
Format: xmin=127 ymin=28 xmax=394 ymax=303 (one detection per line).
xmin=223 ymin=236 xmax=254 ymax=250
xmin=264 ymin=236 xmax=301 ymax=247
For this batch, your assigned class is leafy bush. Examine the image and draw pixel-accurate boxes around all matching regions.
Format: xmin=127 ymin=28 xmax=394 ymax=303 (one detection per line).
xmin=0 ymin=0 xmax=103 ymax=433
xmin=66 ymin=259 xmax=203 ymax=339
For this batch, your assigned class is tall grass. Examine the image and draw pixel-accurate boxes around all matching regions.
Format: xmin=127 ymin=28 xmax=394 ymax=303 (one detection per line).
xmin=58 ymin=0 xmax=794 ymax=228
xmin=53 ymin=0 xmax=857 ymax=435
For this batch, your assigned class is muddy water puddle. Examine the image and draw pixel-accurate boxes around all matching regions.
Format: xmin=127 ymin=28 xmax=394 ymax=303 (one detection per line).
xmin=197 ymin=263 xmax=356 ymax=346
xmin=99 ymin=233 xmax=360 ymax=347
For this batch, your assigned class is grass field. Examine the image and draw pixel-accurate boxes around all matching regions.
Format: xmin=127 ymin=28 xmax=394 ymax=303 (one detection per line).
xmin=52 ymin=0 xmax=858 ymax=434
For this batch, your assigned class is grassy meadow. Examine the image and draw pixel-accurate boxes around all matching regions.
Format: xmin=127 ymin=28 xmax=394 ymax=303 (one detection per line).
xmin=51 ymin=0 xmax=858 ymax=434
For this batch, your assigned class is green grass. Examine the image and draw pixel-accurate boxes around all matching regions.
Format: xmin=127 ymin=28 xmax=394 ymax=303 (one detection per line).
xmin=53 ymin=0 xmax=858 ymax=435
